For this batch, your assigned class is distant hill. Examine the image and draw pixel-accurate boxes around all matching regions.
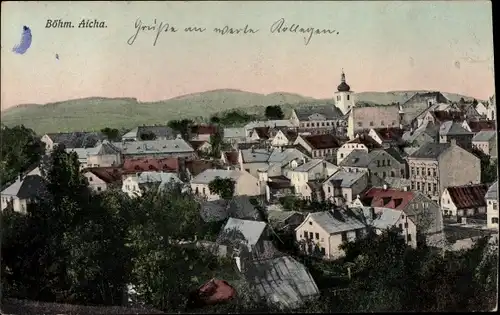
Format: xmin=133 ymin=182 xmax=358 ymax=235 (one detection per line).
xmin=0 ymin=89 xmax=480 ymax=134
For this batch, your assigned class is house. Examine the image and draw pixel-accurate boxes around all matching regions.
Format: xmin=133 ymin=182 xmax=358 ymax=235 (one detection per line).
xmin=190 ymin=124 xmax=218 ymax=142
xmin=223 ymin=127 xmax=247 ymax=146
xmin=122 ymin=125 xmax=175 ymax=141
xmin=322 ymin=169 xmax=369 ymax=204
xmin=248 ymin=127 xmax=271 ymax=142
xmin=41 ymin=131 xmax=106 ymax=153
xmin=399 ymin=91 xmax=450 ymax=126
xmin=336 ymin=133 xmax=382 ymax=164
xmin=438 ymin=121 xmax=474 ymax=150
xmin=472 ymin=130 xmax=497 ymax=158
xmin=1 ymin=169 xmax=47 ymax=213
xmin=220 ymin=151 xmax=240 ymax=169
xmin=122 ymin=171 xmax=183 ymax=198
xmin=347 ymin=105 xmax=401 ymax=140
xmin=217 ymin=218 xmax=270 ymax=255
xmin=190 ymin=169 xmax=261 ymax=201
xmin=243 ymin=120 xmax=294 ymax=138
xmin=407 ymin=140 xmax=481 ymax=203
xmin=270 ymin=129 xmax=299 ymax=148
xmin=122 ymin=157 xmax=180 ymax=174
xmin=440 ymin=184 xmax=489 ymax=220
xmin=83 ymin=167 xmax=122 ymax=193
xmin=65 ymin=147 xmax=101 ymax=169
xmin=414 ymin=109 xmax=464 ymax=129
xmin=289 ymin=159 xmax=338 ymax=200
xmin=358 ymin=187 xmax=445 ymax=247
xmin=353 ymin=206 xmax=418 ymax=248
xmin=289 ymin=105 xmax=346 ymax=135
xmin=367 ymin=127 xmax=405 ymax=147
xmin=258 ymin=148 xmax=309 ymax=180
xmin=294 ymin=134 xmax=342 ymax=159
xmin=295 ymin=210 xmax=366 ymax=259
xmin=338 ymin=148 xmax=406 ymax=179
xmin=238 ymin=148 xmax=272 ymax=178
xmin=112 ymin=137 xmax=196 ymax=159
xmin=185 ymin=160 xmax=222 ymax=180
xmin=85 ymin=140 xmax=122 ymax=167
xmin=485 ymin=181 xmax=498 ymax=229
xmin=265 ymin=175 xmax=295 ymax=203
xmin=462 ymin=119 xmax=496 ymax=134
xmin=402 ymin=122 xmax=439 ymax=147
xmin=379 ymin=176 xmax=412 ymax=191
xmin=267 ymin=210 xmax=305 ymax=232
xmin=475 ymin=101 xmax=489 ymax=118
xmin=189 ymin=140 xmax=212 ymax=154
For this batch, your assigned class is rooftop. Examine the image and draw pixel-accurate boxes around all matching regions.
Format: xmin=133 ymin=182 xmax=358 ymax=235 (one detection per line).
xmin=217 ymin=218 xmax=267 ymax=252
xmin=240 ymin=148 xmax=271 ymax=163
xmin=439 ymin=121 xmax=473 ymax=136
xmin=472 ymin=130 xmax=497 ymax=142
xmin=294 ymin=105 xmax=344 ymax=121
xmin=302 ymin=134 xmax=341 ymax=150
xmin=46 ymin=131 xmax=105 ymax=148
xmin=362 ymin=187 xmax=416 ymax=210
xmin=191 ymin=169 xmax=244 ymax=185
xmin=325 ymin=169 xmax=366 ymax=188
xmin=408 ymin=142 xmax=451 ymax=159
xmin=485 ymin=181 xmax=498 ymax=200
xmin=112 ymin=139 xmax=194 ymax=155
xmin=123 ymin=157 xmax=180 ymax=173
xmin=446 ymin=184 xmax=489 ymax=209
xmin=293 ymin=158 xmax=324 ymax=172
xmin=304 ymin=210 xmax=365 ymax=235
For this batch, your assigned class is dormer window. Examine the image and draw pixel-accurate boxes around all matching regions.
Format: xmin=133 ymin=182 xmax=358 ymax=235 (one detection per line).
xmin=370 ymin=121 xmax=374 ymax=126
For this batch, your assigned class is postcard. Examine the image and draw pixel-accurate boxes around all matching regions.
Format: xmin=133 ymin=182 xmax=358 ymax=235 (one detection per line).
xmin=0 ymin=1 xmax=497 ymax=314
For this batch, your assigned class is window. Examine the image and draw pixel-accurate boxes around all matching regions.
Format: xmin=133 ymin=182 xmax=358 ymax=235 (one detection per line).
xmin=398 ymin=223 xmax=403 ymax=229
xmin=382 ymin=172 xmax=386 ymax=178
xmin=493 ymin=203 xmax=498 ymax=210
xmin=341 ymin=232 xmax=347 ymax=242
xmin=416 ymin=168 xmax=420 ymax=175
xmin=417 ymin=182 xmax=421 ymax=190
xmin=337 ymin=95 xmax=340 ymax=101
xmin=392 ymin=121 xmax=396 ymax=126
xmin=304 ymin=231 xmax=308 ymax=238
xmin=97 ymin=187 xmax=102 ymax=191
xmin=347 ymin=95 xmax=350 ymax=100
xmin=492 ymin=218 xmax=499 ymax=224
xmin=427 ymin=183 xmax=431 ymax=191
xmin=309 ymin=232 xmax=313 ymax=239
xmin=402 ymin=215 xmax=405 ymax=219
xmin=309 ymin=221 xmax=313 ymax=225
xmin=411 ymin=167 xmax=415 ymax=175
xmin=320 ymin=247 xmax=326 ymax=255
xmin=407 ymin=234 xmax=412 ymax=242
xmin=382 ymin=160 xmax=386 ymax=166
xmin=370 ymin=121 xmax=374 ymax=126
xmin=374 ymin=172 xmax=378 ymax=176
xmin=89 ymin=177 xmax=93 ymax=181
xmin=427 ymin=169 xmax=431 ymax=176
xmin=433 ymin=183 xmax=437 ymax=193
xmin=387 ymin=160 xmax=391 ymax=166
xmin=377 ymin=160 xmax=381 ymax=167
xmin=404 ymin=222 xmax=408 ymax=228
xmin=315 ymin=233 xmax=319 ymax=240
xmin=322 ymin=122 xmax=325 ymax=127
xmin=357 ymin=122 xmax=363 ymax=127
xmin=390 ymin=171 xmax=395 ymax=177
xmin=411 ymin=182 xmax=415 ymax=190
xmin=433 ymin=169 xmax=437 ymax=177
xmin=202 ymin=187 xmax=206 ymax=195
xmin=381 ymin=121 xmax=385 ymax=126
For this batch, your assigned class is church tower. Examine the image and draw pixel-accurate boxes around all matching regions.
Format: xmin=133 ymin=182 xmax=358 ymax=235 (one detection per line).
xmin=334 ymin=70 xmax=355 ymax=115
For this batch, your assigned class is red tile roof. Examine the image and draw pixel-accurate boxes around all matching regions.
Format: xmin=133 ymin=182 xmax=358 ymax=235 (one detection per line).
xmin=84 ymin=167 xmax=123 ymax=183
xmin=467 ymin=120 xmax=496 ymax=133
xmin=346 ymin=134 xmax=382 ymax=149
xmin=122 ymin=157 xmax=180 ymax=174
xmin=372 ymin=127 xmax=405 ymax=142
xmin=362 ymin=187 xmax=415 ymax=210
xmin=303 ymin=134 xmax=341 ymax=150
xmin=222 ymin=151 xmax=239 ymax=165
xmin=191 ymin=124 xmax=218 ymax=135
xmin=447 ymin=184 xmax=488 ymax=209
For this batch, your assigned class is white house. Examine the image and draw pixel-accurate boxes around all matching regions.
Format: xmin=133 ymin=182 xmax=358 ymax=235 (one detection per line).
xmin=475 ymin=101 xmax=489 ymax=118
xmin=83 ymin=167 xmax=122 ymax=193
xmin=122 ymin=171 xmax=183 ymax=198
xmin=223 ymin=127 xmax=247 ymax=145
xmin=112 ymin=136 xmax=195 ymax=159
xmin=440 ymin=184 xmax=489 ymax=219
xmin=86 ymin=140 xmax=122 ymax=167
xmin=336 ymin=134 xmax=382 ymax=164
xmin=270 ymin=129 xmax=298 ymax=148
xmin=243 ymin=120 xmax=294 ymax=138
xmin=238 ymin=148 xmax=272 ymax=178
xmin=41 ymin=131 xmax=105 ymax=154
xmin=1 ymin=168 xmax=46 ymax=213
xmin=485 ymin=181 xmax=498 ymax=229
xmin=289 ymin=159 xmax=338 ymax=200
xmin=293 ymin=134 xmax=341 ymax=159
xmin=322 ymin=169 xmax=369 ymax=205
xmin=190 ymin=169 xmax=261 ymax=201
xmin=486 ymin=94 xmax=496 ymax=121
xmin=472 ymin=130 xmax=497 ymax=158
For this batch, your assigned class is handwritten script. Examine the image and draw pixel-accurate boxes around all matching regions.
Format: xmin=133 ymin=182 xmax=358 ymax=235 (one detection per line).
xmin=127 ymin=18 xmax=339 ymax=46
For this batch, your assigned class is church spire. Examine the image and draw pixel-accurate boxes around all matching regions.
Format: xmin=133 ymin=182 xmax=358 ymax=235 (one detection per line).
xmin=341 ymin=69 xmax=346 ymax=83
xmin=337 ymin=69 xmax=350 ymax=92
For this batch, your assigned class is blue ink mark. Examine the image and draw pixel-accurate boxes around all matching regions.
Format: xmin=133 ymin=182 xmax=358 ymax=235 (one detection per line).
xmin=12 ymin=26 xmax=32 ymax=55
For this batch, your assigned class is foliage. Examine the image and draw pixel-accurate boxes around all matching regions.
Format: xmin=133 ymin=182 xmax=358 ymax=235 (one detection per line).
xmin=208 ymin=177 xmax=236 ymax=200
xmin=0 ymin=125 xmax=44 ymax=186
xmin=278 ymin=195 xmax=334 ymax=213
xmin=139 ymin=131 xmax=157 ymax=140
xmin=471 ymin=147 xmax=498 ymax=183
xmin=209 ymin=127 xmax=224 ymax=157
xmin=209 ymin=110 xmax=257 ymax=127
xmin=167 ymin=119 xmax=193 ymax=140
xmin=264 ymin=105 xmax=284 ymax=120
xmin=100 ymin=127 xmax=121 ymax=141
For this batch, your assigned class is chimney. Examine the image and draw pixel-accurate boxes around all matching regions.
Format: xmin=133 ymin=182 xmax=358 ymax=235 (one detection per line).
xmin=403 ymin=186 xmax=408 ymax=191
xmin=370 ymin=207 xmax=376 ymax=220
xmin=356 ymin=194 xmax=360 ymax=200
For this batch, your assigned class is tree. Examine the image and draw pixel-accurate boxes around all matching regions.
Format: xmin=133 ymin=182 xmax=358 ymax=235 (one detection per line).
xmin=209 ymin=127 xmax=224 ymax=157
xmin=265 ymin=105 xmax=284 ymax=120
xmin=0 ymin=125 xmax=45 ymax=186
xmin=100 ymin=127 xmax=121 ymax=141
xmin=471 ymin=147 xmax=498 ymax=183
xmin=168 ymin=119 xmax=193 ymax=140
xmin=208 ymin=177 xmax=235 ymax=200
xmin=139 ymin=131 xmax=157 ymax=140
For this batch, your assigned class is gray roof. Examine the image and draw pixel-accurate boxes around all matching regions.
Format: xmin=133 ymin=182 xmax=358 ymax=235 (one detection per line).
xmin=247 ymin=254 xmax=319 ymax=308
xmin=267 ymin=148 xmax=305 ymax=165
xmin=338 ymin=149 xmax=383 ymax=168
xmin=439 ymin=121 xmax=473 ymax=136
xmin=112 ymin=139 xmax=194 ymax=155
xmin=402 ymin=123 xmax=439 ymax=143
xmin=136 ymin=171 xmax=182 ymax=185
xmin=218 ymin=218 xmax=267 ymax=251
xmin=408 ymin=142 xmax=451 ymax=159
xmin=191 ymin=169 xmax=244 ymax=185
xmin=385 ymin=147 xmax=405 ymax=164
xmin=240 ymin=148 xmax=271 ymax=163
xmin=353 ymin=206 xmax=403 ymax=230
xmin=267 ymin=210 xmax=303 ymax=224
xmin=485 ymin=181 xmax=498 ymax=200
xmin=293 ymin=159 xmax=323 ymax=172
xmin=223 ymin=127 xmax=246 ymax=138
xmin=325 ymin=169 xmax=366 ymax=188
xmin=1 ymin=175 xmax=47 ymax=199
xmin=46 ymin=132 xmax=105 ymax=148
xmin=244 ymin=120 xmax=294 ymax=130
xmin=473 ymin=130 xmax=497 ymax=142
xmin=306 ymin=211 xmax=365 ymax=234
xmin=294 ymin=105 xmax=344 ymax=121
xmin=137 ymin=125 xmax=175 ymax=139
xmin=95 ymin=140 xmax=121 ymax=155
xmin=381 ymin=177 xmax=412 ymax=189
xmin=65 ymin=147 xmax=98 ymax=162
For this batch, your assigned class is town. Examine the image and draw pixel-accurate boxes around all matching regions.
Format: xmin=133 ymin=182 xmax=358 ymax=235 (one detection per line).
xmin=1 ymin=71 xmax=498 ymax=313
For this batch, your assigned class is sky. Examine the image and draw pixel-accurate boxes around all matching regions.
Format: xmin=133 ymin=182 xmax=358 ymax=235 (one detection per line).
xmin=0 ymin=1 xmax=495 ymax=111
